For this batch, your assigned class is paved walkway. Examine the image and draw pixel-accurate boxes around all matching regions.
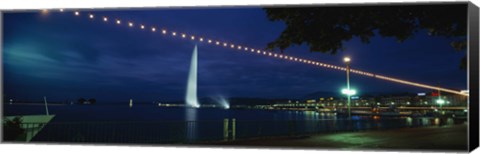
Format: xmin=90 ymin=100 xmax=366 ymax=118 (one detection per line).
xmin=209 ymin=124 xmax=468 ymax=152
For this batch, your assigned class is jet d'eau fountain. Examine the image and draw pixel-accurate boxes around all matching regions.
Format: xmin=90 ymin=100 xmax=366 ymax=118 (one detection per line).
xmin=185 ymin=45 xmax=230 ymax=109
xmin=212 ymin=95 xmax=230 ymax=109
xmin=186 ymin=45 xmax=201 ymax=108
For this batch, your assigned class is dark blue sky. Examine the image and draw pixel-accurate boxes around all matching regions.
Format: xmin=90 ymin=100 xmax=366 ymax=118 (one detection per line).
xmin=3 ymin=7 xmax=467 ymax=102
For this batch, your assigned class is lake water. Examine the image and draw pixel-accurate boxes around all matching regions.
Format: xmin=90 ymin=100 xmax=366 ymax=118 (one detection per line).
xmin=3 ymin=104 xmax=460 ymax=144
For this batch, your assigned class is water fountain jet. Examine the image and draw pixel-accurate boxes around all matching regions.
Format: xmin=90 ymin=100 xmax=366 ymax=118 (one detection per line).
xmin=212 ymin=95 xmax=230 ymax=109
xmin=185 ymin=45 xmax=200 ymax=108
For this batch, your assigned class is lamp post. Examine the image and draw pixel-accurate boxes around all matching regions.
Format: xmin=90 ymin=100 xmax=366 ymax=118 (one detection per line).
xmin=342 ymin=88 xmax=356 ymax=118
xmin=435 ymin=85 xmax=444 ymax=115
xmin=344 ymin=57 xmax=352 ymax=118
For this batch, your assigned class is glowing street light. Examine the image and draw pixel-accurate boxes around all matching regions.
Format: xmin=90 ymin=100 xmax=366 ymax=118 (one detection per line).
xmin=341 ymin=89 xmax=357 ymax=95
xmin=343 ymin=56 xmax=353 ymax=119
xmin=436 ymin=99 xmax=445 ymax=105
xmin=435 ymin=85 xmax=444 ymax=114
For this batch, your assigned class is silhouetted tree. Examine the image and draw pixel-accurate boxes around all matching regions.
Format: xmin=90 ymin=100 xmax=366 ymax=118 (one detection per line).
xmin=88 ymin=98 xmax=96 ymax=104
xmin=78 ymin=98 xmax=86 ymax=104
xmin=3 ymin=116 xmax=25 ymax=141
xmin=264 ymin=4 xmax=467 ymax=69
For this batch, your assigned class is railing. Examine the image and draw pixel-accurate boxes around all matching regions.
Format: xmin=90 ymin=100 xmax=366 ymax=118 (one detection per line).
xmin=5 ymin=117 xmax=464 ymax=144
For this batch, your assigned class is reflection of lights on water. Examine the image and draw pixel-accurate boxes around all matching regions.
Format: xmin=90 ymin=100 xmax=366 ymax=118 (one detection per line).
xmin=351 ymin=116 xmax=361 ymax=120
xmin=185 ymin=108 xmax=197 ymax=121
xmin=185 ymin=108 xmax=198 ymax=142
xmin=41 ymin=9 xmax=49 ymax=15
xmin=447 ymin=118 xmax=454 ymax=125
xmin=406 ymin=117 xmax=412 ymax=126
xmin=373 ymin=116 xmax=380 ymax=120
xmin=422 ymin=118 xmax=429 ymax=125
xmin=434 ymin=118 xmax=440 ymax=125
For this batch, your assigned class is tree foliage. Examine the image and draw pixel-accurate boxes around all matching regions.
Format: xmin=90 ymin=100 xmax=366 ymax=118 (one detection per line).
xmin=3 ymin=116 xmax=25 ymax=141
xmin=263 ymin=4 xmax=467 ymax=69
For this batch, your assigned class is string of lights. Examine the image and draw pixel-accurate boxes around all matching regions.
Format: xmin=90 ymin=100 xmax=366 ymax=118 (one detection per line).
xmin=50 ymin=10 xmax=467 ymax=96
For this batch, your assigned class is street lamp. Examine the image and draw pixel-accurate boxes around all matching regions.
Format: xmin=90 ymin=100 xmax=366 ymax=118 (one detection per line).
xmin=341 ymin=89 xmax=357 ymax=95
xmin=343 ymin=57 xmax=352 ymax=118
xmin=436 ymin=98 xmax=446 ymax=115
xmin=341 ymin=88 xmax=356 ymax=117
xmin=435 ymin=85 xmax=444 ymax=114
xmin=436 ymin=98 xmax=445 ymax=109
xmin=436 ymin=99 xmax=445 ymax=104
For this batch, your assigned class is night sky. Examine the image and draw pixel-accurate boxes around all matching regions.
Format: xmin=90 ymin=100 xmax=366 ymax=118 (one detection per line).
xmin=2 ymin=7 xmax=467 ymax=103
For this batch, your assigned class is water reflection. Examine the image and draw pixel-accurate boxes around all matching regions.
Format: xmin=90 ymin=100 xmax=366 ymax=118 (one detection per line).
xmin=446 ymin=118 xmax=454 ymax=125
xmin=434 ymin=118 xmax=440 ymax=125
xmin=185 ymin=108 xmax=198 ymax=142
xmin=5 ymin=104 xmax=466 ymax=143
xmin=406 ymin=117 xmax=412 ymax=127
xmin=422 ymin=118 xmax=430 ymax=125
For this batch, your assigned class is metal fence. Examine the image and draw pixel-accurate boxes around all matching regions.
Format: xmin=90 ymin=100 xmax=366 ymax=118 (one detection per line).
xmin=5 ymin=117 xmax=462 ymax=144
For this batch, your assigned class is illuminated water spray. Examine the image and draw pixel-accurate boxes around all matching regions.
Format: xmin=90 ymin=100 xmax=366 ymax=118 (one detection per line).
xmin=212 ymin=95 xmax=230 ymax=109
xmin=186 ymin=45 xmax=200 ymax=108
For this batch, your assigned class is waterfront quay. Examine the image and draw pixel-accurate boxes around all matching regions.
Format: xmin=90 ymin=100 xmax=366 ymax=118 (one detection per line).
xmin=211 ymin=123 xmax=468 ymax=151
